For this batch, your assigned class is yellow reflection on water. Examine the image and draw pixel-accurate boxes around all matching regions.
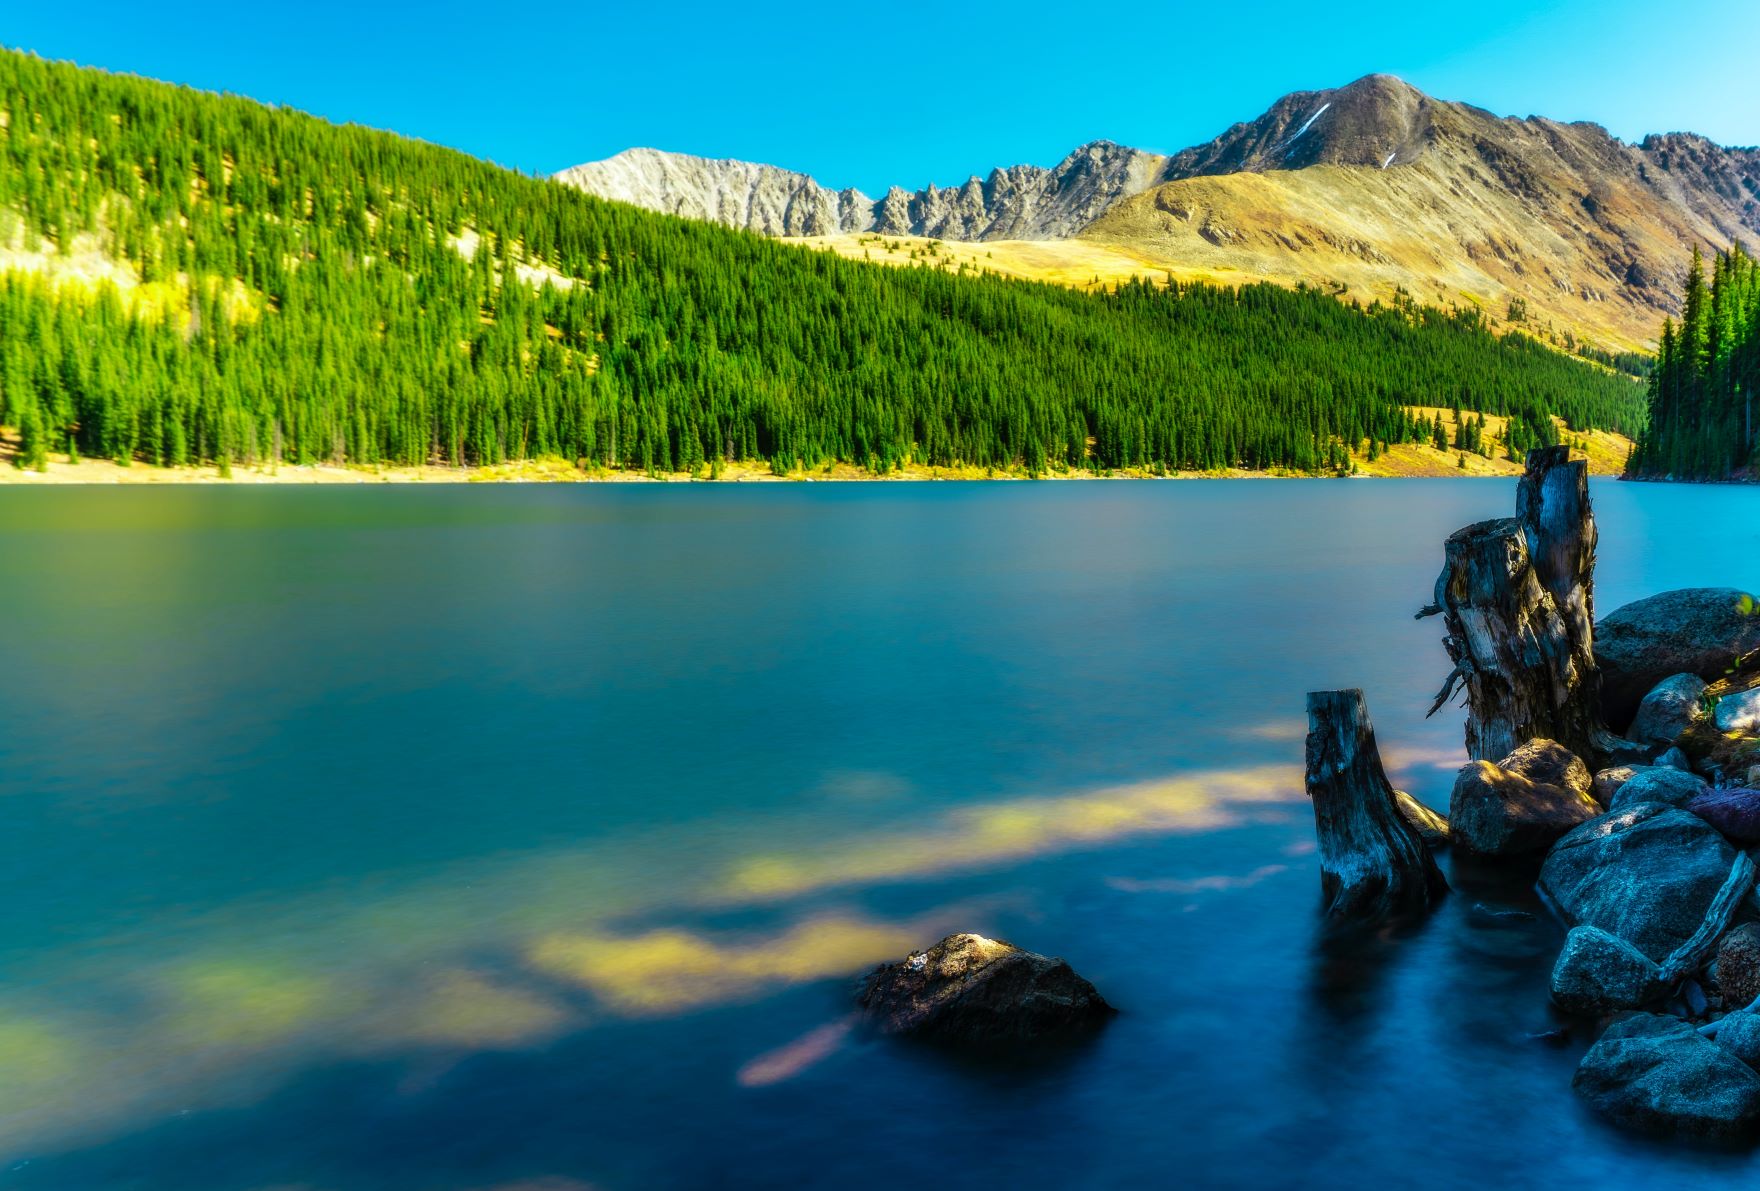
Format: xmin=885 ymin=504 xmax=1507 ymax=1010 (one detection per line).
xmin=393 ymin=970 xmax=571 ymax=1047
xmin=155 ymin=959 xmax=346 ymax=1049
xmin=527 ymin=915 xmax=921 ymax=1016
xmin=721 ymin=764 xmax=1300 ymax=900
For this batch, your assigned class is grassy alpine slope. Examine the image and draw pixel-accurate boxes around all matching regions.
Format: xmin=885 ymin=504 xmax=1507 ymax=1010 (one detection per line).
xmin=0 ymin=49 xmax=1645 ymax=478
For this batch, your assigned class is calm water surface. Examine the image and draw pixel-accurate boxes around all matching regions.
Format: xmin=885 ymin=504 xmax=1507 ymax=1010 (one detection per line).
xmin=2 ymin=479 xmax=1759 ymax=1190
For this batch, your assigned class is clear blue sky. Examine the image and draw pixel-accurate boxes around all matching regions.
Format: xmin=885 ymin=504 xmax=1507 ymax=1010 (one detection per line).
xmin=7 ymin=1 xmax=1757 ymax=194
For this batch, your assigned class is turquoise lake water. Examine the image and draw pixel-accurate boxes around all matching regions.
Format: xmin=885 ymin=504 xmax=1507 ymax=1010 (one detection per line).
xmin=2 ymin=479 xmax=1759 ymax=1189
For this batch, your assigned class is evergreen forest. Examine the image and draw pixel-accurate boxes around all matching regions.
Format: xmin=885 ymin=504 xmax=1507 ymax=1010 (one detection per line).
xmin=0 ymin=49 xmax=1647 ymax=476
xmin=1628 ymin=245 xmax=1759 ymax=480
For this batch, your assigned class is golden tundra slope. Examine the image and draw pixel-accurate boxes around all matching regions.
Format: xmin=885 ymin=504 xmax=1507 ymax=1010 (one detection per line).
xmin=1082 ymin=77 xmax=1757 ymax=353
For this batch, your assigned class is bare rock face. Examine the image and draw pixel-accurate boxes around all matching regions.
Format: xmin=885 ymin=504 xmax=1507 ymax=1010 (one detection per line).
xmin=1595 ymin=589 xmax=1760 ymax=731
xmin=555 ymin=142 xmax=1170 ymax=242
xmin=857 ymin=934 xmax=1114 ymax=1045
xmin=1448 ymin=739 xmax=1597 ymax=856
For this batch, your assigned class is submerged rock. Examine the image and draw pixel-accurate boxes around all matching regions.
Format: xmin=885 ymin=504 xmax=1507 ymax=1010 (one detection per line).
xmin=1596 ymin=588 xmax=1760 ymax=731
xmin=1538 ymin=803 xmax=1738 ymax=962
xmin=1688 ymin=788 xmax=1760 ymax=844
xmin=1629 ymin=673 xmax=1710 ymax=747
xmin=1606 ymin=767 xmax=1710 ymax=814
xmin=857 ymin=933 xmax=1114 ymax=1045
xmin=1717 ymin=688 xmax=1760 ymax=735
xmin=1449 ymin=740 xmax=1597 ymax=856
xmin=1574 ymin=1013 xmax=1760 ymax=1139
xmin=1718 ymin=925 xmax=1760 ymax=1008
xmin=1551 ymin=925 xmax=1666 ymax=1015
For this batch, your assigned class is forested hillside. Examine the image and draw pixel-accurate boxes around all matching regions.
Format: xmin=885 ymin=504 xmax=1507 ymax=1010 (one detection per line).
xmin=1628 ymin=245 xmax=1759 ymax=480
xmin=0 ymin=49 xmax=1643 ymax=476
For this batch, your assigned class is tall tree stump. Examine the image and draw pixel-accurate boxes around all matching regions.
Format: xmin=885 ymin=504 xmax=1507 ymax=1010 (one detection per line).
xmin=1306 ymin=689 xmax=1448 ymax=920
xmin=1422 ymin=448 xmax=1606 ymax=765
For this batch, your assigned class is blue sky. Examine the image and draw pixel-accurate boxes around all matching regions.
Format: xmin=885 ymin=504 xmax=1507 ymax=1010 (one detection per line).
xmin=7 ymin=1 xmax=1757 ymax=194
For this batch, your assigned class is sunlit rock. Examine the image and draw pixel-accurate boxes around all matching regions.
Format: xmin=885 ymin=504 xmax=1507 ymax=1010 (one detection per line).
xmin=1448 ymin=739 xmax=1596 ymax=856
xmin=857 ymin=933 xmax=1113 ymax=1045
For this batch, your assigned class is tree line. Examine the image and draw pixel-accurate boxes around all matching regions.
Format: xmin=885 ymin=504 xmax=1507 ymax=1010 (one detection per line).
xmin=1628 ymin=244 xmax=1759 ymax=480
xmin=0 ymin=48 xmax=1646 ymax=476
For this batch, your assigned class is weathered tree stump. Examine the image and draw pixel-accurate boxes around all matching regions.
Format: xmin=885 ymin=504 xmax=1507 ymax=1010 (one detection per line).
xmin=1305 ymin=688 xmax=1448 ymax=919
xmin=1421 ymin=448 xmax=1607 ymax=765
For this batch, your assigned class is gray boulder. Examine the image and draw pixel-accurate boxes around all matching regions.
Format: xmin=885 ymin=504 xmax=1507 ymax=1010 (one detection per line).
xmin=1574 ymin=1013 xmax=1760 ymax=1138
xmin=1606 ymin=767 xmax=1710 ymax=813
xmin=1717 ymin=687 xmax=1760 ymax=735
xmin=1551 ymin=925 xmax=1666 ymax=1015
xmin=1448 ymin=739 xmax=1597 ymax=856
xmin=857 ymin=933 xmax=1114 ymax=1044
xmin=1538 ymin=803 xmax=1738 ymax=962
xmin=1657 ymin=747 xmax=1693 ymax=773
xmin=1596 ymin=588 xmax=1760 ymax=731
xmin=1629 ymin=673 xmax=1710 ymax=747
xmin=1717 ymin=1011 xmax=1760 ymax=1069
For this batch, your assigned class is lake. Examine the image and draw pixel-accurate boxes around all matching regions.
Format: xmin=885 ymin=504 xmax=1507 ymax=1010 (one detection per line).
xmin=2 ymin=479 xmax=1759 ymax=1190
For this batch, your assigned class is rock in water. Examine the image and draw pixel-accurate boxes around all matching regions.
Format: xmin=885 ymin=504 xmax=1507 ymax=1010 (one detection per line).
xmin=1688 ymin=788 xmax=1760 ymax=844
xmin=856 ymin=934 xmax=1114 ymax=1045
xmin=1573 ymin=1014 xmax=1760 ymax=1138
xmin=1718 ymin=925 xmax=1760 ymax=1007
xmin=1448 ymin=739 xmax=1597 ymax=856
xmin=1394 ymin=789 xmax=1450 ymax=846
xmin=1606 ymin=767 xmax=1710 ymax=813
xmin=1551 ymin=925 xmax=1666 ymax=1015
xmin=1538 ymin=803 xmax=1738 ymax=962
xmin=1596 ymin=588 xmax=1760 ymax=731
xmin=1628 ymin=673 xmax=1710 ymax=747
xmin=1717 ymin=687 xmax=1760 ymax=735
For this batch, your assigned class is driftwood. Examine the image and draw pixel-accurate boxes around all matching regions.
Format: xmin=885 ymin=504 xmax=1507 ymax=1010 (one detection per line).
xmin=1420 ymin=448 xmax=1606 ymax=765
xmin=1660 ymin=852 xmax=1758 ymax=986
xmin=1305 ymin=689 xmax=1448 ymax=919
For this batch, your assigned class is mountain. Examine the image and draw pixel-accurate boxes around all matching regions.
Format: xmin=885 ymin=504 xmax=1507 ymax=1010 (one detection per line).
xmin=559 ymin=75 xmax=1760 ymax=352
xmin=0 ymin=49 xmax=1642 ymax=481
xmin=557 ymin=141 xmax=1172 ymax=241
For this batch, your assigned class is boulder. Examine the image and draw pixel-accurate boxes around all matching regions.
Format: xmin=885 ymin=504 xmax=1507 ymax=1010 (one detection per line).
xmin=1657 ymin=747 xmax=1693 ymax=773
xmin=1538 ymin=803 xmax=1739 ymax=962
xmin=1551 ymin=925 xmax=1666 ymax=1015
xmin=1628 ymin=673 xmax=1710 ymax=747
xmin=856 ymin=933 xmax=1114 ymax=1045
xmin=1718 ymin=1012 xmax=1760 ymax=1069
xmin=1688 ymin=788 xmax=1760 ymax=844
xmin=1448 ymin=740 xmax=1597 ymax=856
xmin=1593 ymin=766 xmax=1639 ymax=805
xmin=1606 ymin=767 xmax=1710 ymax=813
xmin=1394 ymin=790 xmax=1450 ymax=847
xmin=1596 ymin=588 xmax=1760 ymax=731
xmin=1717 ymin=688 xmax=1760 ymax=735
xmin=1573 ymin=1013 xmax=1760 ymax=1138
xmin=1750 ymin=764 xmax=1760 ymax=789
xmin=1718 ymin=924 xmax=1760 ymax=1008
